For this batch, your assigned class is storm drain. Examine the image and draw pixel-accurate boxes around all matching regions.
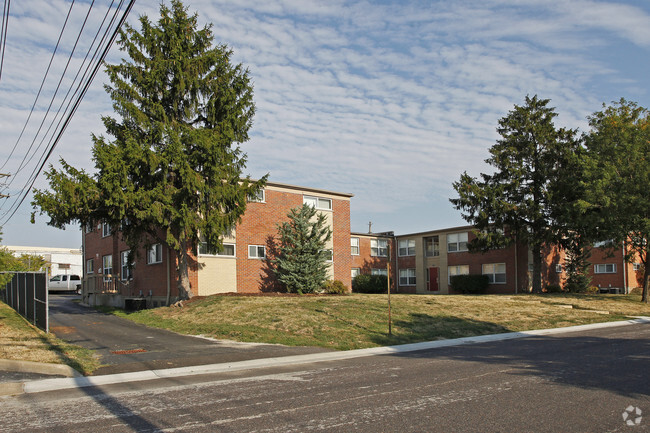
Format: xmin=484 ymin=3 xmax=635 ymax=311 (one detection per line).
xmin=110 ymin=349 xmax=147 ymax=355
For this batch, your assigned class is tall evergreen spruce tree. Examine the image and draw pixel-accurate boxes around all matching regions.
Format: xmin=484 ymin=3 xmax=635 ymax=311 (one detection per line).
xmin=563 ymin=241 xmax=592 ymax=293
xmin=271 ymin=204 xmax=333 ymax=294
xmin=450 ymin=95 xmax=580 ymax=293
xmin=32 ymin=0 xmax=265 ymax=300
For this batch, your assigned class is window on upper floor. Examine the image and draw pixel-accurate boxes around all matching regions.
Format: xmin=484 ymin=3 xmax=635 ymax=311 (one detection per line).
xmin=424 ymin=236 xmax=439 ymax=257
xmin=371 ymin=239 xmax=388 ymax=257
xmin=594 ymin=263 xmax=616 ymax=274
xmin=399 ymin=268 xmax=416 ymax=286
xmin=199 ymin=242 xmax=235 ymax=257
xmin=351 ymin=237 xmax=360 ymax=255
xmin=482 ymin=263 xmax=506 ymax=284
xmin=248 ymin=245 xmax=266 ymax=259
xmin=633 ymin=263 xmax=641 ymax=271
xmin=447 ymin=232 xmax=468 ymax=252
xmin=398 ymin=239 xmax=416 ymax=257
xmin=555 ymin=264 xmax=563 ymax=273
xmin=303 ymin=195 xmax=332 ymax=210
xmin=102 ymin=222 xmax=112 ymax=238
xmin=248 ymin=189 xmax=265 ymax=203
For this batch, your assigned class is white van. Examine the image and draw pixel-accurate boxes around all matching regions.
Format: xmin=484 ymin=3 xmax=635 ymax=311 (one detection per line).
xmin=48 ymin=274 xmax=81 ymax=293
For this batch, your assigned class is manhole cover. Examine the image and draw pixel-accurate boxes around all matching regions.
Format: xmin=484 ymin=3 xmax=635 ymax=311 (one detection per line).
xmin=110 ymin=349 xmax=147 ymax=355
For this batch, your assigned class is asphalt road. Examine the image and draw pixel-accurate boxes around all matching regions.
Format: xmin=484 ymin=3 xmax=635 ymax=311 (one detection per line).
xmin=47 ymin=294 xmax=329 ymax=375
xmin=2 ymin=321 xmax=648 ymax=432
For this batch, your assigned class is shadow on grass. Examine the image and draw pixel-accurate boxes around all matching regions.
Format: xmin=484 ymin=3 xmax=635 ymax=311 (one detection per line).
xmin=370 ymin=312 xmax=511 ymax=347
xmin=37 ymin=334 xmax=95 ymax=375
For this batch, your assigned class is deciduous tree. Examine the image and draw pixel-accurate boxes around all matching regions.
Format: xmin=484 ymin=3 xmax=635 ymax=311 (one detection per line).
xmin=582 ymin=99 xmax=649 ymax=302
xmin=32 ymin=0 xmax=265 ymax=300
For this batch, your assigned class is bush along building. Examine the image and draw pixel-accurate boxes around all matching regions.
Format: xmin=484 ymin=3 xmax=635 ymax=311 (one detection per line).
xmin=82 ymin=181 xmax=353 ymax=308
xmin=352 ymin=227 xmax=642 ymax=295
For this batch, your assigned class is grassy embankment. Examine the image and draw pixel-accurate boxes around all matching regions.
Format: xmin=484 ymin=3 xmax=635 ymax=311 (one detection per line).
xmin=0 ymin=301 xmax=99 ymax=374
xmin=104 ymin=293 xmax=650 ymax=350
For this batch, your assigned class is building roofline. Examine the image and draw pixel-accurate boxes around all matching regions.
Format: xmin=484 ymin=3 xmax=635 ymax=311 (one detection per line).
xmin=264 ymin=181 xmax=354 ymax=198
xmin=395 ymin=224 xmax=477 ymax=238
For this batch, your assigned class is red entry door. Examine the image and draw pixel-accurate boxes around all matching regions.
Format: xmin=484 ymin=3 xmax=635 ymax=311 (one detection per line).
xmin=428 ymin=267 xmax=439 ymax=291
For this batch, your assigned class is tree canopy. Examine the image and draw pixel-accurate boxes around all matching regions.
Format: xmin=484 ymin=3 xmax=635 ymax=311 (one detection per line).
xmin=270 ymin=204 xmax=333 ymax=294
xmin=582 ymin=99 xmax=649 ymax=301
xmin=32 ymin=0 xmax=265 ymax=300
xmin=450 ymin=95 xmax=580 ymax=293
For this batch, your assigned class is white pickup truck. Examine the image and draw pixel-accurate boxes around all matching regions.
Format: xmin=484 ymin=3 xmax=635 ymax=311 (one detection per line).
xmin=48 ymin=274 xmax=81 ymax=293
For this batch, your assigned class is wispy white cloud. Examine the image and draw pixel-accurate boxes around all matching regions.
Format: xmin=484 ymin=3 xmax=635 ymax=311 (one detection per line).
xmin=1 ymin=0 xmax=648 ymax=246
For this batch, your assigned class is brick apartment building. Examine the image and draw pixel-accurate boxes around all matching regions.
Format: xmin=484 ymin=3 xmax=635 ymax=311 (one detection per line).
xmin=352 ymin=226 xmax=642 ymax=295
xmin=82 ymin=181 xmax=353 ymax=307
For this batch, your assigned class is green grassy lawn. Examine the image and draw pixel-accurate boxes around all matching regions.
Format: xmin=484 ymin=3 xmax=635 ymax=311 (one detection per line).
xmin=105 ymin=293 xmax=650 ymax=350
xmin=0 ymin=301 xmax=100 ymax=374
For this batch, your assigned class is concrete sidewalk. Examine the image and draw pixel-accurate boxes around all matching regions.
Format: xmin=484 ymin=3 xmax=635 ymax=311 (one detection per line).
xmin=3 ymin=317 xmax=648 ymax=397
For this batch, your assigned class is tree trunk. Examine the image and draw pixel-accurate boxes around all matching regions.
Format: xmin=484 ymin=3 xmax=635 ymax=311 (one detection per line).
xmin=531 ymin=243 xmax=543 ymax=294
xmin=176 ymin=240 xmax=194 ymax=300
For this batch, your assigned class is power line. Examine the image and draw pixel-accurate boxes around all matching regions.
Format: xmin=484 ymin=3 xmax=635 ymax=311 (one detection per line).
xmin=0 ymin=0 xmax=136 ymax=226
xmin=0 ymin=0 xmax=76 ymax=172
xmin=0 ymin=0 xmax=10 ymax=82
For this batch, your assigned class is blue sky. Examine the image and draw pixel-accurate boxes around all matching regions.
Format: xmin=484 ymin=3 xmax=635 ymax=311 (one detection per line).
xmin=1 ymin=0 xmax=649 ymax=248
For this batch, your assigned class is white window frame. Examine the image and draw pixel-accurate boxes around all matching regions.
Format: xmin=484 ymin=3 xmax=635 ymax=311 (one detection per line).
xmin=102 ymin=222 xmax=112 ymax=238
xmin=555 ymin=264 xmax=563 ymax=273
xmin=371 ymin=239 xmax=388 ymax=257
xmin=594 ymin=263 xmax=616 ymax=274
xmin=86 ymin=259 xmax=94 ymax=274
xmin=303 ymin=195 xmax=332 ymax=211
xmin=351 ymin=268 xmax=360 ymax=278
xmin=351 ymin=237 xmax=360 ymax=255
xmin=248 ymin=245 xmax=266 ymax=259
xmin=199 ymin=242 xmax=236 ymax=257
xmin=398 ymin=239 xmax=416 ymax=257
xmin=371 ymin=268 xmax=388 ymax=276
xmin=324 ymin=249 xmax=333 ymax=262
xmin=147 ymin=244 xmax=163 ymax=264
xmin=120 ymin=250 xmax=133 ymax=281
xmin=482 ymin=263 xmax=506 ymax=284
xmin=633 ymin=263 xmax=641 ymax=271
xmin=424 ymin=236 xmax=439 ymax=257
xmin=448 ymin=265 xmax=469 ymax=284
xmin=248 ymin=189 xmax=265 ymax=203
xmin=447 ymin=232 xmax=468 ymax=253
xmin=399 ymin=268 xmax=416 ymax=286
xmin=102 ymin=254 xmax=113 ymax=282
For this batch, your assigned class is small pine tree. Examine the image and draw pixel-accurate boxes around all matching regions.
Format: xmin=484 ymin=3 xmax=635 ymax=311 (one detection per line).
xmin=564 ymin=242 xmax=592 ymax=293
xmin=271 ymin=204 xmax=332 ymax=294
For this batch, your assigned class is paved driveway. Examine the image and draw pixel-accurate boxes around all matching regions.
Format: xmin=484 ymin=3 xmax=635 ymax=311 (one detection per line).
xmin=48 ymin=294 xmax=329 ymax=375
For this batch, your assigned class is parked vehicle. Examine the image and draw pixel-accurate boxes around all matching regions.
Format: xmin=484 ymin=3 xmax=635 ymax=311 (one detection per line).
xmin=48 ymin=274 xmax=81 ymax=293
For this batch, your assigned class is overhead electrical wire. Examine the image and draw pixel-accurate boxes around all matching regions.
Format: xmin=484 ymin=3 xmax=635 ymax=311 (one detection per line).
xmin=0 ymin=0 xmax=10 ymax=82
xmin=0 ymin=0 xmax=76 ymax=173
xmin=0 ymin=0 xmax=136 ymax=225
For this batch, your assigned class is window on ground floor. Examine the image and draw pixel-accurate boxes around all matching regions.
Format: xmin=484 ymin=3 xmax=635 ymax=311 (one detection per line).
xmin=448 ymin=265 xmax=469 ymax=284
xmin=86 ymin=259 xmax=94 ymax=274
xmin=482 ymin=263 xmax=506 ymax=284
xmin=102 ymin=255 xmax=113 ymax=282
xmin=147 ymin=244 xmax=163 ymax=264
xmin=371 ymin=268 xmax=388 ymax=276
xmin=351 ymin=268 xmax=360 ymax=278
xmin=594 ymin=263 xmax=616 ymax=274
xmin=120 ymin=250 xmax=133 ymax=281
xmin=399 ymin=268 xmax=416 ymax=286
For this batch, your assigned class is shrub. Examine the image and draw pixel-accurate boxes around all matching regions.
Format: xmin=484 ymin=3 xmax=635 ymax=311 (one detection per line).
xmin=544 ymin=284 xmax=563 ymax=293
xmin=450 ymin=274 xmax=489 ymax=294
xmin=352 ymin=274 xmax=387 ymax=293
xmin=321 ymin=280 xmax=348 ymax=295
